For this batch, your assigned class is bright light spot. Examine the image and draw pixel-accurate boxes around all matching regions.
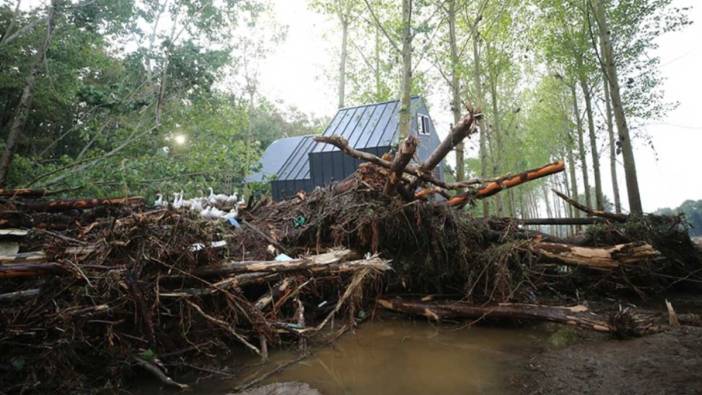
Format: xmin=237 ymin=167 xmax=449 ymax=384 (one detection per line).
xmin=174 ymin=134 xmax=187 ymax=145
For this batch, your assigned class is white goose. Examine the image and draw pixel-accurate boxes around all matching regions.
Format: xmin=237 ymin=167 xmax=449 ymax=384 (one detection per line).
xmin=154 ymin=193 xmax=165 ymax=207
xmin=208 ymin=187 xmax=228 ymax=205
xmin=173 ymin=192 xmax=184 ymax=209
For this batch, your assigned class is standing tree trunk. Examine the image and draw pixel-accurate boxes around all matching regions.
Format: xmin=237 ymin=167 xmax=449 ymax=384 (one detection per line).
xmin=0 ymin=1 xmax=56 ymax=186
xmin=338 ymin=16 xmax=349 ymax=109
xmin=592 ymin=0 xmax=642 ymax=214
xmin=471 ymin=21 xmax=488 ymax=217
xmin=571 ymin=84 xmax=591 ymax=210
xmin=580 ymin=78 xmax=604 ymax=210
xmin=397 ymin=0 xmax=412 ymax=139
xmin=447 ymin=0 xmax=464 ymax=182
xmin=487 ymin=44 xmax=504 ymax=215
xmin=600 ymin=47 xmax=622 ymax=213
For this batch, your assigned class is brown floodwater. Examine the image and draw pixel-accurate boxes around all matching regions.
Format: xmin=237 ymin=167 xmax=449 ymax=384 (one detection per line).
xmin=184 ymin=318 xmax=551 ymax=395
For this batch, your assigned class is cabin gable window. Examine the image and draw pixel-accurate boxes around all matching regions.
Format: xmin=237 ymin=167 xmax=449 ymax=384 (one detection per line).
xmin=417 ymin=114 xmax=430 ymax=136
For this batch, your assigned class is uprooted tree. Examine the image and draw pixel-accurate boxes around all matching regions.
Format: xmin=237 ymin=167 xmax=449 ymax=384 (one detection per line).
xmin=0 ymin=103 xmax=700 ymax=392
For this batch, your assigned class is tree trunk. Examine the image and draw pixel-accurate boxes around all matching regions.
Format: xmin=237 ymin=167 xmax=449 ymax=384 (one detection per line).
xmin=572 ymin=84 xmax=591 ymax=209
xmin=155 ymin=11 xmax=179 ymax=126
xmin=447 ymin=161 xmax=565 ymax=206
xmin=531 ymin=241 xmax=660 ymax=270
xmin=471 ymin=22 xmax=488 ymax=217
xmin=338 ymin=17 xmax=349 ymax=109
xmin=592 ymin=0 xmax=642 ymax=214
xmin=566 ymin=145 xmax=580 ymax=220
xmin=378 ymin=297 xmax=612 ymax=332
xmin=397 ymin=0 xmax=412 ymax=140
xmin=580 ymin=77 xmax=604 ymax=210
xmin=487 ymin=46 xmax=503 ymax=215
xmin=0 ymin=1 xmax=56 ymax=186
xmin=384 ymin=136 xmax=418 ymax=195
xmin=447 ymin=0 xmax=464 ymax=182
xmin=602 ymin=69 xmax=622 ymax=213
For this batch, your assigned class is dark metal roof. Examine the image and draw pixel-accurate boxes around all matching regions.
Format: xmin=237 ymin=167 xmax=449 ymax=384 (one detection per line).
xmin=274 ymin=135 xmax=317 ymax=181
xmin=245 ymin=135 xmax=313 ymax=182
xmin=312 ymin=96 xmax=423 ymax=153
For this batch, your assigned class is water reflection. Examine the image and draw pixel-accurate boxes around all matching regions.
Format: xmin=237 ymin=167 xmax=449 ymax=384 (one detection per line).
xmin=228 ymin=319 xmax=548 ymax=395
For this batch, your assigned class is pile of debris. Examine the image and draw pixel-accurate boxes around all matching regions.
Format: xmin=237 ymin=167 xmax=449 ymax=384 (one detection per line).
xmin=1 ymin=105 xmax=700 ymax=392
xmin=0 ymin=191 xmax=389 ymax=392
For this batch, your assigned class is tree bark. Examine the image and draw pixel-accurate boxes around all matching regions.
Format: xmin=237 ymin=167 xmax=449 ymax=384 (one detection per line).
xmin=398 ymin=0 xmax=412 ymax=139
xmin=592 ymin=0 xmax=642 ymax=214
xmin=0 ymin=0 xmax=56 ymax=186
xmin=447 ymin=161 xmax=565 ymax=206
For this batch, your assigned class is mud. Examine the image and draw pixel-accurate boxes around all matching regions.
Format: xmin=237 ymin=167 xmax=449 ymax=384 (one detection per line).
xmin=518 ymin=326 xmax=702 ymax=394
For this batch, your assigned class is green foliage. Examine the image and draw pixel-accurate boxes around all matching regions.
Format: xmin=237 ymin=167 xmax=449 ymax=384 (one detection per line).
xmin=0 ymin=0 xmax=322 ymax=201
xmin=656 ymin=200 xmax=702 ymax=236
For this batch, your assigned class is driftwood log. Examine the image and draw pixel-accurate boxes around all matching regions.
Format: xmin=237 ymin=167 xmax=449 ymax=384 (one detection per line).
xmin=531 ymin=241 xmax=661 ymax=270
xmin=17 ymin=197 xmax=144 ymax=212
xmin=377 ymin=297 xmax=612 ymax=332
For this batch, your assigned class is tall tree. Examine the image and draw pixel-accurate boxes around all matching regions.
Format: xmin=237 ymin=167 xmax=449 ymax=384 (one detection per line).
xmin=397 ymin=0 xmax=412 ymax=139
xmin=591 ymin=0 xmax=641 ymax=214
xmin=602 ymin=75 xmax=622 ymax=213
xmin=446 ymin=0 xmax=464 ymax=181
xmin=310 ymin=0 xmax=358 ymax=108
xmin=0 ymin=0 xmax=56 ymax=186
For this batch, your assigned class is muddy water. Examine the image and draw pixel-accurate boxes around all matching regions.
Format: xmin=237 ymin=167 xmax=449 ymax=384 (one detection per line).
xmin=195 ymin=319 xmax=550 ymax=395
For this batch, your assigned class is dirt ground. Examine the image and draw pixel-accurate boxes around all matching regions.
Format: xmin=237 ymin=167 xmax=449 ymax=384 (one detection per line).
xmin=517 ymin=326 xmax=702 ymax=395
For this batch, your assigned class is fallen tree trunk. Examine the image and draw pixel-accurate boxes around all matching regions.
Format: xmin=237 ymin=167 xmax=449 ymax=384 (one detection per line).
xmin=552 ymin=189 xmax=627 ymax=222
xmin=447 ymin=160 xmax=566 ymax=206
xmin=192 ymin=250 xmax=392 ymax=278
xmin=19 ymin=197 xmax=144 ymax=212
xmin=377 ymin=297 xmax=611 ymax=332
xmin=517 ymin=217 xmax=608 ymax=226
xmin=531 ymin=241 xmax=661 ymax=270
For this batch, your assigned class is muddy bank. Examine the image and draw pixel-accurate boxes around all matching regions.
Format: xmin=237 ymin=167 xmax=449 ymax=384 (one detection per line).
xmin=519 ymin=326 xmax=702 ymax=394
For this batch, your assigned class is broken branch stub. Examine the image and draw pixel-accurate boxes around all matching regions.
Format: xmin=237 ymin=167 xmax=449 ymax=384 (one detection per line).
xmin=420 ymin=106 xmax=481 ymax=173
xmin=383 ymin=135 xmax=418 ymax=196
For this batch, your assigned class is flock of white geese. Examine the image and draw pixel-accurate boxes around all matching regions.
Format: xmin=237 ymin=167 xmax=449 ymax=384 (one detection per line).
xmin=153 ymin=187 xmax=244 ymax=221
